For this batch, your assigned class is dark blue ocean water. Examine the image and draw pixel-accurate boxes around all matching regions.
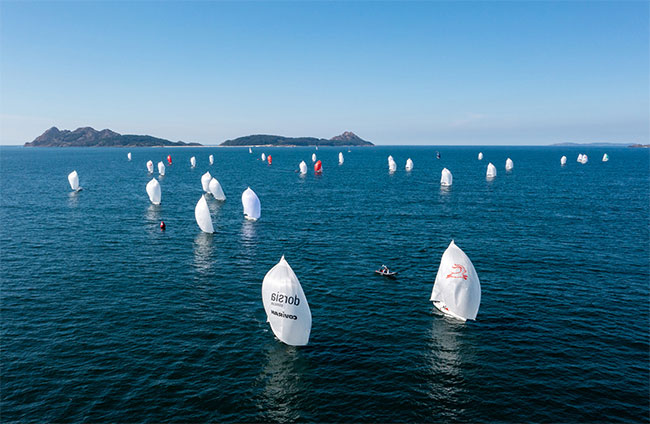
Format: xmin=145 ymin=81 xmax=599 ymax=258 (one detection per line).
xmin=1 ymin=146 xmax=648 ymax=422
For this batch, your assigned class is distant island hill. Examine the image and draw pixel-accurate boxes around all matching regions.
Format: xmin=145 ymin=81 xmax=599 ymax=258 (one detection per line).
xmin=25 ymin=127 xmax=374 ymax=147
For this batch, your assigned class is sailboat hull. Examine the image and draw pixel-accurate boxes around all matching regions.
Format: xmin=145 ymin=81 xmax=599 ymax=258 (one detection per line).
xmin=433 ymin=301 xmax=468 ymax=322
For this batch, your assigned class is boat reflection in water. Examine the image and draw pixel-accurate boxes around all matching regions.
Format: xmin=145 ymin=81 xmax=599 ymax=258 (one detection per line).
xmin=193 ymin=232 xmax=214 ymax=275
xmin=425 ymin=318 xmax=474 ymax=420
xmin=255 ymin=343 xmax=311 ymax=422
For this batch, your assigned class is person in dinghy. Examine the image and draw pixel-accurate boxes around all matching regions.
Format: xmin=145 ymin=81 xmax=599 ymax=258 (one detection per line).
xmin=375 ymin=264 xmax=397 ymax=278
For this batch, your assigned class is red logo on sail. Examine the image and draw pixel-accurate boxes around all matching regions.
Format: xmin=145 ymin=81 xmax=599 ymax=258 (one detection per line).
xmin=446 ymin=264 xmax=468 ymax=280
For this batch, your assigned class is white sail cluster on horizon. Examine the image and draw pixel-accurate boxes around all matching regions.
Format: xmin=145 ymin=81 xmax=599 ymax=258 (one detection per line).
xmin=242 ymin=187 xmax=261 ymax=221
xmin=190 ymin=156 xmax=196 ymax=168
xmin=146 ymin=178 xmax=162 ymax=204
xmin=146 ymin=160 xmax=154 ymax=173
xmin=430 ymin=240 xmax=481 ymax=321
xmin=505 ymin=158 xmax=513 ymax=171
xmin=561 ymin=156 xmax=567 ymax=166
xmin=68 ymin=170 xmax=80 ymax=191
xmin=262 ymin=255 xmax=312 ymax=346
xmin=209 ymin=178 xmax=226 ymax=201
xmin=486 ymin=162 xmax=497 ymax=179
xmin=299 ymin=161 xmax=307 ymax=175
xmin=441 ymin=168 xmax=453 ymax=186
xmin=158 ymin=161 xmax=165 ymax=176
xmin=201 ymin=171 xmax=212 ymax=193
xmin=405 ymin=158 xmax=413 ymax=171
xmin=195 ymin=195 xmax=214 ymax=233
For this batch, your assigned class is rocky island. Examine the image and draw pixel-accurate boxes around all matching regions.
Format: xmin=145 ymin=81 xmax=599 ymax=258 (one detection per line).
xmin=25 ymin=127 xmax=201 ymax=147
xmin=220 ymin=131 xmax=374 ymax=147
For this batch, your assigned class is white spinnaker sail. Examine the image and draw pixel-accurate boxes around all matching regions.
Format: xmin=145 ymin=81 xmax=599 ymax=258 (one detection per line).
xmin=262 ymin=255 xmax=312 ymax=346
xmin=478 ymin=152 xmax=483 ymax=160
xmin=299 ymin=161 xmax=307 ymax=175
xmin=209 ymin=178 xmax=226 ymax=201
xmin=209 ymin=154 xmax=214 ymax=165
xmin=190 ymin=156 xmax=196 ymax=168
xmin=158 ymin=161 xmax=165 ymax=176
xmin=602 ymin=154 xmax=609 ymax=162
xmin=146 ymin=160 xmax=154 ymax=173
xmin=242 ymin=187 xmax=261 ymax=220
xmin=68 ymin=170 xmax=80 ymax=191
xmin=486 ymin=162 xmax=497 ymax=178
xmin=405 ymin=158 xmax=413 ymax=171
xmin=195 ymin=195 xmax=214 ymax=233
xmin=201 ymin=171 xmax=212 ymax=193
xmin=261 ymin=153 xmax=266 ymax=161
xmin=441 ymin=168 xmax=453 ymax=186
xmin=338 ymin=152 xmax=344 ymax=164
xmin=312 ymin=153 xmax=317 ymax=162
xmin=127 ymin=152 xmax=132 ymax=161
xmin=561 ymin=156 xmax=567 ymax=165
xmin=146 ymin=178 xmax=161 ymax=204
xmin=505 ymin=158 xmax=513 ymax=171
xmin=430 ymin=240 xmax=481 ymax=321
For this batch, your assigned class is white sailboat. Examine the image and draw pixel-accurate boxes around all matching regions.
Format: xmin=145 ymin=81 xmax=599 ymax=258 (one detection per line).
xmin=67 ymin=170 xmax=81 ymax=191
xmin=249 ymin=147 xmax=252 ymax=154
xmin=242 ymin=187 xmax=261 ymax=221
xmin=194 ymin=195 xmax=214 ymax=233
xmin=580 ymin=154 xmax=588 ymax=164
xmin=127 ymin=152 xmax=132 ymax=161
xmin=577 ymin=154 xmax=583 ymax=162
xmin=312 ymin=153 xmax=317 ymax=162
xmin=486 ymin=162 xmax=497 ymax=179
xmin=602 ymin=153 xmax=609 ymax=162
xmin=299 ymin=161 xmax=308 ymax=175
xmin=440 ymin=168 xmax=453 ymax=186
xmin=201 ymin=171 xmax=212 ymax=193
xmin=430 ymin=240 xmax=481 ymax=321
xmin=388 ymin=156 xmax=396 ymax=173
xmin=157 ymin=161 xmax=165 ymax=176
xmin=478 ymin=152 xmax=483 ymax=160
xmin=209 ymin=154 xmax=214 ymax=165
xmin=262 ymin=255 xmax=312 ymax=346
xmin=209 ymin=178 xmax=226 ymax=201
xmin=146 ymin=160 xmax=154 ymax=173
xmin=405 ymin=158 xmax=413 ymax=171
xmin=146 ymin=178 xmax=161 ymax=205
xmin=339 ymin=152 xmax=344 ymax=165
xmin=505 ymin=158 xmax=514 ymax=171
xmin=561 ymin=156 xmax=567 ymax=166
xmin=190 ymin=156 xmax=197 ymax=168
xmin=261 ymin=153 xmax=266 ymax=161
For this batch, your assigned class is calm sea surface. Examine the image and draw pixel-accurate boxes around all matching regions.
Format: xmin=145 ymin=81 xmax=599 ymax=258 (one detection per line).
xmin=1 ymin=146 xmax=649 ymax=422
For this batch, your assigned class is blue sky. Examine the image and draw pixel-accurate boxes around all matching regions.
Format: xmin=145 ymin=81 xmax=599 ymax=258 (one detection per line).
xmin=1 ymin=1 xmax=648 ymax=145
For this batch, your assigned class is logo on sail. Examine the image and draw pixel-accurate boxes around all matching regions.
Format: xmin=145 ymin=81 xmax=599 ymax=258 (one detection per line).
xmin=446 ymin=264 xmax=468 ymax=280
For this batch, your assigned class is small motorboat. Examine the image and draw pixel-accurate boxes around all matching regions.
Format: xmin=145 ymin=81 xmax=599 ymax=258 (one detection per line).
xmin=375 ymin=265 xmax=397 ymax=279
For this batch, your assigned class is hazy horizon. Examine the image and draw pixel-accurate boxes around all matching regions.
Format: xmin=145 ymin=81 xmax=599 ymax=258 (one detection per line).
xmin=1 ymin=2 xmax=648 ymax=146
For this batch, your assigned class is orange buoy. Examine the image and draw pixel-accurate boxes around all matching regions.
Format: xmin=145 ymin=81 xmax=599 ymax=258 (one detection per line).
xmin=160 ymin=221 xmax=166 ymax=230
xmin=314 ymin=160 xmax=322 ymax=173
xmin=267 ymin=155 xmax=272 ymax=165
xmin=167 ymin=155 xmax=172 ymax=165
